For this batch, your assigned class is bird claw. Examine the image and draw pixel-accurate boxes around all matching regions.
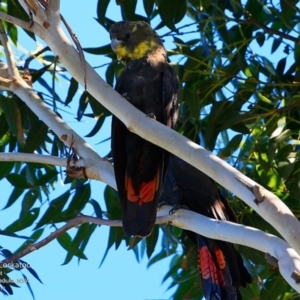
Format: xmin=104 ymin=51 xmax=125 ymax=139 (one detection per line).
xmin=122 ymin=92 xmax=131 ymax=100
xmin=169 ymin=204 xmax=189 ymax=215
xmin=147 ymin=112 xmax=156 ymax=120
xmin=157 ymin=201 xmax=167 ymax=209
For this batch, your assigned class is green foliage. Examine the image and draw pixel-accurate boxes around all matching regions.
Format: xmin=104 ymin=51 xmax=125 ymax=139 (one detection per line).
xmin=2 ymin=0 xmax=300 ymax=298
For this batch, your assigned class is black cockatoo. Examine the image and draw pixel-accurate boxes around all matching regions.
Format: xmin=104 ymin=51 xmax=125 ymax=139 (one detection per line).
xmin=110 ymin=21 xmax=178 ymax=237
xmin=160 ymin=156 xmax=251 ymax=299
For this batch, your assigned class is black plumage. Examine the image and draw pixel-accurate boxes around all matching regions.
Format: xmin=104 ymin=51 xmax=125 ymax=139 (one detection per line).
xmin=110 ymin=21 xmax=178 ymax=236
xmin=160 ymin=156 xmax=251 ymax=299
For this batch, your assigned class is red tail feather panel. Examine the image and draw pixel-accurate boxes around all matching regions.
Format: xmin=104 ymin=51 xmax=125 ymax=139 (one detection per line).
xmin=198 ymin=245 xmax=226 ymax=286
xmin=126 ymin=169 xmax=160 ymax=204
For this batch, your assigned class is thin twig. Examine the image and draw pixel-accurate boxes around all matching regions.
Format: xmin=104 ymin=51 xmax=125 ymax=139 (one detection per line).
xmin=39 ymin=0 xmax=87 ymax=89
xmin=60 ymin=14 xmax=87 ymax=89
xmin=0 ymin=21 xmax=19 ymax=76
xmin=0 ymin=213 xmax=171 ymax=266
xmin=239 ymin=16 xmax=300 ymax=46
xmin=0 ymin=11 xmax=34 ymax=32
xmin=24 ymin=46 xmax=50 ymax=69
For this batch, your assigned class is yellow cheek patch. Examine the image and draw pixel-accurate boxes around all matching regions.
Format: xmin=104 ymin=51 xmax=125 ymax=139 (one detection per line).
xmin=116 ymin=40 xmax=157 ymax=60
xmin=132 ymin=40 xmax=156 ymax=58
xmin=116 ymin=46 xmax=127 ymax=58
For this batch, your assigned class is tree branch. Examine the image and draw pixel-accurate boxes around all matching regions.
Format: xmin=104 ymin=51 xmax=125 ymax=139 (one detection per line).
xmin=240 ymin=15 xmax=300 ymax=46
xmin=4 ymin=0 xmax=298 ymax=257
xmin=0 ymin=55 xmax=116 ymax=189
xmin=1 ymin=208 xmax=300 ymax=292
xmin=0 ymin=213 xmax=168 ymax=266
xmin=0 ymin=11 xmax=35 ymax=33
xmin=47 ymin=0 xmax=60 ymax=13
xmin=0 ymin=152 xmax=115 ymax=188
xmin=0 ymin=152 xmax=66 ymax=166
xmin=158 ymin=206 xmax=300 ymax=292
xmin=0 ymin=22 xmax=19 ymax=76
xmin=35 ymin=14 xmax=300 ymax=254
xmin=0 ymin=214 xmax=121 ymax=269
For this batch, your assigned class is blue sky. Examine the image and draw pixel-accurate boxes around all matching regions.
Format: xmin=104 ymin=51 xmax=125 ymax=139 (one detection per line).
xmin=0 ymin=1 xmax=183 ymax=299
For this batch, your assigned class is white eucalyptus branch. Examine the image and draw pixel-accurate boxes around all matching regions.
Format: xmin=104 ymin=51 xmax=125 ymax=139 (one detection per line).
xmin=0 ymin=12 xmax=36 ymax=34
xmin=0 ymin=152 xmax=115 ymax=188
xmin=158 ymin=206 xmax=300 ymax=293
xmin=0 ymin=22 xmax=19 ymax=76
xmin=13 ymin=77 xmax=115 ymax=187
xmin=0 ymin=19 xmax=115 ymax=189
xmin=8 ymin=0 xmax=299 ymax=256
xmin=0 ymin=206 xmax=299 ymax=293
xmin=0 ymin=152 xmax=66 ymax=166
